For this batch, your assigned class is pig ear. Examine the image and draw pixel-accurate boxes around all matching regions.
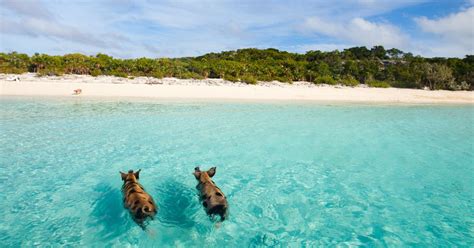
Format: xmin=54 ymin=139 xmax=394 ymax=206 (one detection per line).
xmin=208 ymin=167 xmax=216 ymax=177
xmin=134 ymin=169 xmax=141 ymax=179
xmin=193 ymin=167 xmax=202 ymax=179
xmin=120 ymin=172 xmax=127 ymax=181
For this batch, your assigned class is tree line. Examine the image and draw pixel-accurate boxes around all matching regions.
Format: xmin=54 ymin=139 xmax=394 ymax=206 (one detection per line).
xmin=1 ymin=46 xmax=472 ymax=90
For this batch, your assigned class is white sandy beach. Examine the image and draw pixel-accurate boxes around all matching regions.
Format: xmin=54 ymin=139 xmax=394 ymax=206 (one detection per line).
xmin=1 ymin=73 xmax=473 ymax=104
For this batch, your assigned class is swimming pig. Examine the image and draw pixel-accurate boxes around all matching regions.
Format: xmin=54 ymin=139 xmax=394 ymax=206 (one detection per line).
xmin=120 ymin=169 xmax=157 ymax=228
xmin=193 ymin=167 xmax=228 ymax=221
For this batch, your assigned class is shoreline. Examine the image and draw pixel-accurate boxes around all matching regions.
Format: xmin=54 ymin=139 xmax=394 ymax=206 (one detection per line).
xmin=1 ymin=73 xmax=473 ymax=104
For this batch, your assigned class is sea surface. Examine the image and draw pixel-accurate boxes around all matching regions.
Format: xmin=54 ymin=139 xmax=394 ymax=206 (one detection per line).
xmin=0 ymin=96 xmax=473 ymax=247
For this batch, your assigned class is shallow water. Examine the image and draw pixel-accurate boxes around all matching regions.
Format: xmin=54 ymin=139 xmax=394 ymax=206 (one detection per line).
xmin=0 ymin=96 xmax=473 ymax=246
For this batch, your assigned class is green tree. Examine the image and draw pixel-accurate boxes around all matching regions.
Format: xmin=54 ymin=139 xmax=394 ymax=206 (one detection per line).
xmin=0 ymin=47 xmax=471 ymax=90
xmin=419 ymin=63 xmax=454 ymax=90
xmin=371 ymin=46 xmax=387 ymax=59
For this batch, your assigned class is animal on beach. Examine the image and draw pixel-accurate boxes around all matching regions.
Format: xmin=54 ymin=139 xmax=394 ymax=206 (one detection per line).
xmin=193 ymin=167 xmax=228 ymax=221
xmin=120 ymin=169 xmax=157 ymax=228
xmin=73 ymin=89 xmax=82 ymax=95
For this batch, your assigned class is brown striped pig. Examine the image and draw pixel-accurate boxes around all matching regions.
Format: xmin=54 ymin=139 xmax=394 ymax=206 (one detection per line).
xmin=120 ymin=169 xmax=157 ymax=228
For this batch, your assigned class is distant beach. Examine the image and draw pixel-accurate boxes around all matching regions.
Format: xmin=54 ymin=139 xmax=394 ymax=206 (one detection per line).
xmin=1 ymin=73 xmax=473 ymax=104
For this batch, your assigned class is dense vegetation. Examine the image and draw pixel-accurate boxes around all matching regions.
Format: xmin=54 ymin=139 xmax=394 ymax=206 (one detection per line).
xmin=1 ymin=46 xmax=472 ymax=90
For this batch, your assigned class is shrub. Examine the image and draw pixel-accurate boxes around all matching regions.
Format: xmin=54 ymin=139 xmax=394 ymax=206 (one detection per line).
xmin=314 ymin=75 xmax=336 ymax=85
xmin=177 ymin=71 xmax=204 ymax=79
xmin=111 ymin=71 xmax=128 ymax=78
xmin=90 ymin=69 xmax=101 ymax=77
xmin=256 ymin=74 xmax=273 ymax=82
xmin=241 ymin=75 xmax=257 ymax=84
xmin=192 ymin=73 xmax=205 ymax=80
xmin=223 ymin=74 xmax=238 ymax=82
xmin=367 ymin=80 xmax=391 ymax=88
xmin=340 ymin=75 xmax=360 ymax=87
xmin=391 ymin=80 xmax=417 ymax=89
xmin=151 ymin=71 xmax=164 ymax=79
xmin=445 ymin=80 xmax=470 ymax=91
xmin=276 ymin=76 xmax=292 ymax=84
xmin=0 ymin=67 xmax=25 ymax=74
xmin=37 ymin=69 xmax=63 ymax=77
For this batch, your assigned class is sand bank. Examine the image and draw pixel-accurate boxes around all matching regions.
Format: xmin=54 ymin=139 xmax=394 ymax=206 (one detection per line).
xmin=1 ymin=73 xmax=473 ymax=104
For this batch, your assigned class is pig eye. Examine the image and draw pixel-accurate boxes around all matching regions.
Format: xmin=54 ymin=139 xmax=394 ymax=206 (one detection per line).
xmin=215 ymin=192 xmax=222 ymax=196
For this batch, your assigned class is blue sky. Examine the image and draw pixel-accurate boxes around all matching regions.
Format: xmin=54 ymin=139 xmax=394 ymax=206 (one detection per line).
xmin=0 ymin=0 xmax=473 ymax=58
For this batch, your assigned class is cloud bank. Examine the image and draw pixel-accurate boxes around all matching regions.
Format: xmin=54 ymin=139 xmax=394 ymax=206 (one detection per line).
xmin=302 ymin=17 xmax=408 ymax=49
xmin=415 ymin=7 xmax=474 ymax=57
xmin=0 ymin=0 xmax=472 ymax=58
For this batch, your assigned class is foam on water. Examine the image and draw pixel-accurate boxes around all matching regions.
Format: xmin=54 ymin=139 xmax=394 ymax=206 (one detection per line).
xmin=0 ymin=96 xmax=473 ymax=246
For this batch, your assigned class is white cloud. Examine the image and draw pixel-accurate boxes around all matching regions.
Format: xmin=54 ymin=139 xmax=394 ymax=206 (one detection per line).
xmin=415 ymin=7 xmax=474 ymax=56
xmin=0 ymin=18 xmax=111 ymax=48
xmin=0 ymin=0 xmax=469 ymax=58
xmin=302 ymin=17 xmax=408 ymax=49
xmin=0 ymin=0 xmax=130 ymax=51
xmin=0 ymin=0 xmax=53 ymax=20
xmin=416 ymin=7 xmax=474 ymax=47
xmin=302 ymin=17 xmax=340 ymax=36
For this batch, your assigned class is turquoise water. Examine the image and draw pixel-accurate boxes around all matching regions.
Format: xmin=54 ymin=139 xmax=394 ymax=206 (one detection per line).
xmin=0 ymin=96 xmax=473 ymax=247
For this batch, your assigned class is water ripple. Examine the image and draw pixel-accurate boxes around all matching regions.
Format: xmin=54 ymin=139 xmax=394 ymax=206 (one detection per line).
xmin=0 ymin=96 xmax=473 ymax=246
